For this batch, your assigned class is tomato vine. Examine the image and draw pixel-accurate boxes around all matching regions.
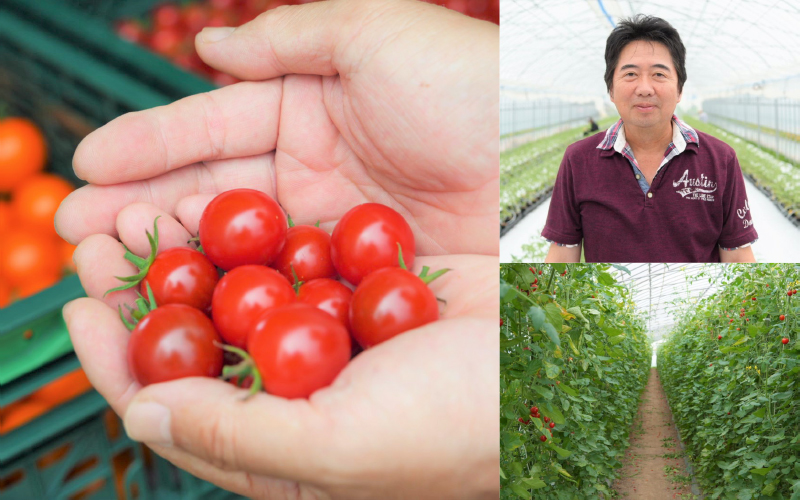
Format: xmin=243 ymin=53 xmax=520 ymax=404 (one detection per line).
xmin=500 ymin=263 xmax=651 ymax=499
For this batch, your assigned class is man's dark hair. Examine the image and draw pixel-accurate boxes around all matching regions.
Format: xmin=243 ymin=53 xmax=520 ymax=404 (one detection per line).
xmin=604 ymin=15 xmax=686 ymax=94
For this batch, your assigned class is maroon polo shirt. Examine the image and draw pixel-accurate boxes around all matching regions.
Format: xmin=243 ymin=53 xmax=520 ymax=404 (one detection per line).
xmin=541 ymin=129 xmax=758 ymax=262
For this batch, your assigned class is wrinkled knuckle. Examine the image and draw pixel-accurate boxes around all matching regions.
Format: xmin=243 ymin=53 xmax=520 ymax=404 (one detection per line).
xmin=197 ymin=412 xmax=240 ymax=471
xmin=199 ymin=92 xmax=225 ymax=160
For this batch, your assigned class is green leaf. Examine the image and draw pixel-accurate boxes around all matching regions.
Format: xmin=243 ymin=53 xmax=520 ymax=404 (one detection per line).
xmin=500 ymin=281 xmax=517 ymax=302
xmin=520 ymin=477 xmax=546 ymax=490
xmin=566 ymin=306 xmax=589 ymax=325
xmin=543 ymin=323 xmax=561 ymax=346
xmin=597 ymin=272 xmax=615 ymax=286
xmin=532 ymin=385 xmax=554 ymax=400
xmin=502 ymin=432 xmax=523 ymax=452
xmin=548 ymin=444 xmax=572 ymax=458
xmin=528 ymin=306 xmax=546 ymax=330
xmin=733 ymin=336 xmax=751 ymax=346
xmin=609 ymin=334 xmax=626 ymax=345
xmin=602 ymin=326 xmax=623 ymax=337
xmin=558 ymin=383 xmax=578 ymax=397
xmin=543 ymin=406 xmax=565 ymax=425
xmin=499 ymin=467 xmax=506 ymax=480
xmin=509 ymin=483 xmax=532 ymax=499
xmin=544 ymin=303 xmax=563 ymax=332
xmin=761 ymin=481 xmax=777 ymax=495
xmin=543 ymin=360 xmax=560 ymax=379
xmin=567 ymin=336 xmax=579 ymax=355
xmin=750 ymin=465 xmax=774 ymax=476
xmin=610 ymin=264 xmax=631 ymax=275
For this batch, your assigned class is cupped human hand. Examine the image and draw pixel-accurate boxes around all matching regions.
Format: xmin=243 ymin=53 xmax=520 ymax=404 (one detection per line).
xmin=62 ymin=203 xmax=500 ymax=499
xmin=54 ymin=0 xmax=499 ymax=258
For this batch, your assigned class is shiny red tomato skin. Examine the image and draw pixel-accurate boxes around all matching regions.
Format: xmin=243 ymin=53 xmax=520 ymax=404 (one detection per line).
xmin=273 ymin=225 xmax=336 ymax=283
xmin=199 ymin=189 xmax=287 ymax=271
xmin=330 ymin=203 xmax=415 ymax=285
xmin=127 ymin=304 xmax=224 ymax=386
xmin=211 ymin=265 xmax=295 ymax=349
xmin=141 ymin=247 xmax=219 ymax=313
xmin=248 ymin=303 xmax=351 ymax=399
xmin=349 ymin=267 xmax=438 ymax=348
xmin=296 ymin=278 xmax=353 ymax=329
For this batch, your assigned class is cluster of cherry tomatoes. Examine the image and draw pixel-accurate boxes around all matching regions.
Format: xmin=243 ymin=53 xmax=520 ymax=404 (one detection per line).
xmin=517 ymin=405 xmax=556 ymax=442
xmin=114 ymin=189 xmax=447 ymax=399
xmin=115 ymin=0 xmax=498 ymax=87
xmin=0 ymin=115 xmax=76 ymax=308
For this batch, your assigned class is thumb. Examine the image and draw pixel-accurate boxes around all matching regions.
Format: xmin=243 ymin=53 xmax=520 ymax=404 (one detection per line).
xmin=194 ymin=0 xmax=435 ymax=81
xmin=122 ymin=377 xmax=333 ymax=483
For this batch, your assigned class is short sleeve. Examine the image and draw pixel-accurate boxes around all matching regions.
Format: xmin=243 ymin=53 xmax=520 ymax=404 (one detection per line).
xmin=541 ymin=151 xmax=583 ymax=245
xmin=717 ymin=152 xmax=758 ymax=248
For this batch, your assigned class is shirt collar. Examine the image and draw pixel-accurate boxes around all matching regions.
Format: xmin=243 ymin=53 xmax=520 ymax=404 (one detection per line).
xmin=597 ymin=114 xmax=699 ymax=153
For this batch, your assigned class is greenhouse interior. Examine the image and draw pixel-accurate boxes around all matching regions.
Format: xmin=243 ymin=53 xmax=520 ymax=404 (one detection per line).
xmin=499 ymin=0 xmax=800 ymax=263
xmin=500 ymin=262 xmax=800 ymax=499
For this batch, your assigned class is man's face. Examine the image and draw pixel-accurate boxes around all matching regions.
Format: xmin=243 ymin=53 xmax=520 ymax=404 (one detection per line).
xmin=609 ymin=40 xmax=681 ymax=131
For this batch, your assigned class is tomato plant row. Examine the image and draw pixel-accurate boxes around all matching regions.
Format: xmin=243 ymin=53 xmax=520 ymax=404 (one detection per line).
xmin=659 ymin=264 xmax=800 ymax=500
xmin=500 ymin=264 xmax=651 ymax=499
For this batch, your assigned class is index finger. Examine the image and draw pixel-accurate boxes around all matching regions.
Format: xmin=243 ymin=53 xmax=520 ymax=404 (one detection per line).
xmin=73 ymin=80 xmax=281 ymax=185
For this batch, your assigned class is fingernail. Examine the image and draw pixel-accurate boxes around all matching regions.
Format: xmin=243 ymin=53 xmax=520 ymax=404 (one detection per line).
xmin=62 ymin=300 xmax=76 ymax=324
xmin=201 ymin=27 xmax=235 ymax=43
xmin=124 ymin=401 xmax=173 ymax=446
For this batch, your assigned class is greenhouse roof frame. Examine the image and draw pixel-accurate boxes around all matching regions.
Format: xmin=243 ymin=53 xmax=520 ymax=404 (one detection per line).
xmin=501 ymin=0 xmax=800 ymax=100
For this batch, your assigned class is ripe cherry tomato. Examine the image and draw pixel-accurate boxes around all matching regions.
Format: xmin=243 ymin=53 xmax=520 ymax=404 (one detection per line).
xmin=141 ymin=247 xmax=219 ymax=313
xmin=296 ymin=278 xmax=353 ymax=329
xmin=181 ymin=3 xmax=211 ymax=34
xmin=248 ymin=303 xmax=351 ymax=399
xmin=0 ymin=280 xmax=10 ymax=308
xmin=149 ymin=27 xmax=187 ymax=59
xmin=349 ymin=267 xmax=438 ymax=348
xmin=128 ymin=304 xmax=224 ymax=386
xmin=779 ymin=315 xmax=785 ymax=321
xmin=0 ymin=201 xmax=13 ymax=233
xmin=116 ymin=19 xmax=149 ymax=44
xmin=330 ymin=203 xmax=415 ymax=285
xmin=540 ymin=435 xmax=547 ymax=442
xmin=782 ymin=338 xmax=789 ymax=344
xmin=273 ymin=225 xmax=335 ymax=283
xmin=60 ymin=239 xmax=77 ymax=273
xmin=152 ymin=3 xmax=183 ymax=30
xmin=0 ymin=117 xmax=47 ymax=192
xmin=211 ymin=265 xmax=295 ymax=348
xmin=199 ymin=189 xmax=287 ymax=270
xmin=11 ymin=173 xmax=74 ymax=235
xmin=17 ymin=272 xmax=60 ymax=299
xmin=0 ymin=229 xmax=60 ymax=288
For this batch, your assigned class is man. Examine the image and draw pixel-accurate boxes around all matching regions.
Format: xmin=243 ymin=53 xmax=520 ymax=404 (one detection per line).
xmin=542 ymin=15 xmax=757 ymax=263
xmin=583 ymin=117 xmax=599 ymax=136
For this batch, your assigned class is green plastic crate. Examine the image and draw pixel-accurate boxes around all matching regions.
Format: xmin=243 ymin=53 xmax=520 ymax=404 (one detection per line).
xmin=0 ymin=408 xmax=150 ymax=500
xmin=0 ymin=2 xmax=171 ymax=385
xmin=0 ymin=7 xmax=242 ymax=498
xmin=3 ymin=0 xmax=216 ymax=103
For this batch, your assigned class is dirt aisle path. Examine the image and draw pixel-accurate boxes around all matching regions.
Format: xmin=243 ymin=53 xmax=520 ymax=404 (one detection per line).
xmin=612 ymin=368 xmax=699 ymax=499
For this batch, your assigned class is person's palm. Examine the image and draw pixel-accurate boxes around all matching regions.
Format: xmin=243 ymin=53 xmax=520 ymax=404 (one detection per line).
xmin=55 ymin=0 xmax=498 ymax=256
